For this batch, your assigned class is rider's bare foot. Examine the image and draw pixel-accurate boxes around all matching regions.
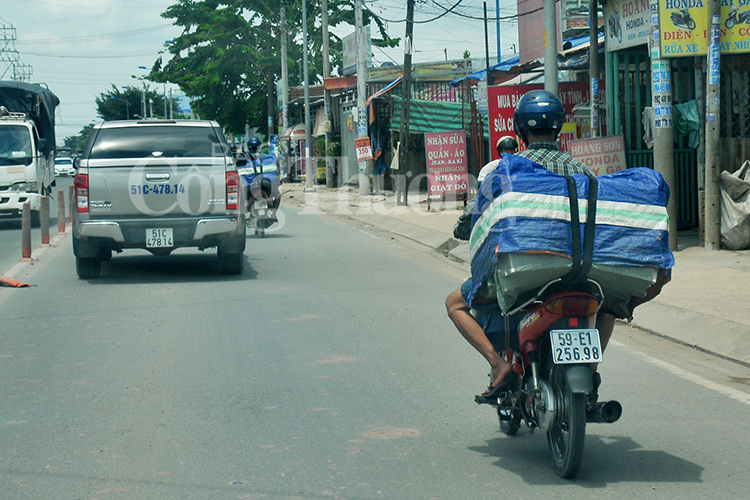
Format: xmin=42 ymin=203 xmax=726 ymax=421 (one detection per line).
xmin=483 ymin=358 xmax=513 ymax=394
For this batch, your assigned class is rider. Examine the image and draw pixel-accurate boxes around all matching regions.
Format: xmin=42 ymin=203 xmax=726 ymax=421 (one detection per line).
xmin=476 ymin=135 xmax=519 ymax=185
xmin=245 ymin=136 xmax=281 ymax=216
xmin=446 ymin=89 xmax=616 ymax=397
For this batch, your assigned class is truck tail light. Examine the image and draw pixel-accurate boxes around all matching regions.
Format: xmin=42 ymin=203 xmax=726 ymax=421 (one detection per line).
xmin=226 ymin=171 xmax=239 ymax=211
xmin=74 ymin=174 xmax=89 ymax=213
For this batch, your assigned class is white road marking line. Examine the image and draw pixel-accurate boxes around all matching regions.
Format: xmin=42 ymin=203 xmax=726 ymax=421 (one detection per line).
xmin=611 ymin=340 xmax=750 ymax=407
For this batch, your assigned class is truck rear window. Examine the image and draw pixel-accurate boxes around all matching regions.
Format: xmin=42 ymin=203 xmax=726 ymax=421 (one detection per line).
xmin=88 ymin=125 xmax=227 ymax=159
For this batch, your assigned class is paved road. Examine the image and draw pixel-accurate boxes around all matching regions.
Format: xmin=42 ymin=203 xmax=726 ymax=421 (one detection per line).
xmin=0 ymin=176 xmax=73 ymax=275
xmin=2 ymin=204 xmax=750 ymax=499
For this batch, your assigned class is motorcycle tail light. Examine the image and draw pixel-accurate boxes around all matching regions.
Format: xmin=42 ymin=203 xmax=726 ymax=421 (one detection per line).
xmin=545 ymin=296 xmax=598 ymax=316
xmin=226 ymin=171 xmax=239 ymax=211
xmin=74 ymin=174 xmax=89 ymax=213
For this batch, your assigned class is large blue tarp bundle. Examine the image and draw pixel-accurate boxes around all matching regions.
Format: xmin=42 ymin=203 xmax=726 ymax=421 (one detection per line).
xmin=238 ymin=153 xmax=281 ymax=188
xmin=467 ymin=154 xmax=674 ymax=307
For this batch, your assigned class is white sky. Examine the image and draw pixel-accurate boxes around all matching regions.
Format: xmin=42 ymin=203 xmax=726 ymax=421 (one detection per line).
xmin=4 ymin=0 xmax=518 ymax=144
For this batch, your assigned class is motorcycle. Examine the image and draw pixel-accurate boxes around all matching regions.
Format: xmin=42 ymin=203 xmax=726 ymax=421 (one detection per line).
xmin=239 ymin=152 xmax=282 ymax=237
xmin=725 ymin=6 xmax=750 ymax=29
xmin=608 ymin=8 xmax=622 ymax=44
xmin=475 ymin=276 xmax=622 ymax=478
xmin=670 ymin=9 xmax=696 ymax=30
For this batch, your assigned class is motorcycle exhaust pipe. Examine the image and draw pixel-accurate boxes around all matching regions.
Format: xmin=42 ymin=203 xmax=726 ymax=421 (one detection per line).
xmin=587 ymin=400 xmax=622 ymax=423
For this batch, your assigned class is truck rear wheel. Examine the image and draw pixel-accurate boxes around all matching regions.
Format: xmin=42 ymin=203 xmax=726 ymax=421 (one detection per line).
xmin=76 ymin=257 xmax=101 ymax=279
xmin=218 ymin=252 xmax=244 ymax=275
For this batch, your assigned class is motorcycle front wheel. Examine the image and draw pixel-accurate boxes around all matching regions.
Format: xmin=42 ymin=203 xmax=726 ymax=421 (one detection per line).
xmin=546 ymin=370 xmax=586 ymax=478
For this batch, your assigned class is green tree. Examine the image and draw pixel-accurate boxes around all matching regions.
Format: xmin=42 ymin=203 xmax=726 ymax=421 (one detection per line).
xmin=148 ymin=1 xmax=398 ymax=135
xmin=95 ymin=84 xmax=169 ymax=121
xmin=63 ymin=123 xmax=96 ymax=155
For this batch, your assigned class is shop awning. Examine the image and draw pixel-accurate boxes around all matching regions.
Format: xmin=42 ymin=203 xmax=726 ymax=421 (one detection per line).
xmin=390 ymin=95 xmax=466 ymax=135
xmin=281 ymin=123 xmax=306 ymax=140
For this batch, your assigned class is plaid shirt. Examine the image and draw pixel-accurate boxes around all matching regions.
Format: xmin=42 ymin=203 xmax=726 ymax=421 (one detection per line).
xmin=516 ymin=141 xmax=590 ymax=176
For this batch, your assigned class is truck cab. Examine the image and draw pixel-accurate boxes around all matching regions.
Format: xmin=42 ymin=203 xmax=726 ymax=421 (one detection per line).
xmin=0 ymin=82 xmax=59 ymax=225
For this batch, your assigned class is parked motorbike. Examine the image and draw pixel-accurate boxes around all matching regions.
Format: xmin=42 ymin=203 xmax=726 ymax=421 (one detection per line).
xmin=475 ymin=277 xmax=622 ymax=479
xmin=725 ymin=6 xmax=750 ymax=29
xmin=239 ymin=153 xmax=281 ymax=237
xmin=670 ymin=9 xmax=696 ymax=30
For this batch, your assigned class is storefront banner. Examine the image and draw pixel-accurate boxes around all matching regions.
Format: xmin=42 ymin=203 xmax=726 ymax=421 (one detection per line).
xmin=487 ymin=82 xmax=591 ymax=160
xmin=721 ymin=0 xmax=750 ymax=53
xmin=605 ymin=0 xmax=652 ymax=51
xmin=568 ymin=135 xmax=628 ymax=176
xmin=658 ymin=0 xmax=750 ymax=56
xmin=424 ymin=131 xmax=469 ymax=195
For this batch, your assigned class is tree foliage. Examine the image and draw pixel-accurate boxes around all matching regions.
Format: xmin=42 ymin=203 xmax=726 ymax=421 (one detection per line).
xmin=95 ymin=84 xmax=171 ymax=121
xmin=148 ymin=0 xmax=399 ymax=135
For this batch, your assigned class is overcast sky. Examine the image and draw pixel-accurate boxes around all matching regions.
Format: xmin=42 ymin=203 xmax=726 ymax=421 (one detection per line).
xmin=4 ymin=0 xmax=518 ymax=144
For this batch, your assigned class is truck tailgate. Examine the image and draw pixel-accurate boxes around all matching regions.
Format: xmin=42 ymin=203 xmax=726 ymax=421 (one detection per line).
xmin=86 ymin=157 xmax=230 ymax=218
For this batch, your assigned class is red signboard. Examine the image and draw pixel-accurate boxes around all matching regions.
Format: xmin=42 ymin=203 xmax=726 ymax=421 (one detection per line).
xmin=568 ymin=135 xmax=627 ymax=177
xmin=487 ymin=82 xmax=593 ymax=160
xmin=424 ymin=131 xmax=469 ymax=196
xmin=354 ymin=137 xmax=373 ymax=161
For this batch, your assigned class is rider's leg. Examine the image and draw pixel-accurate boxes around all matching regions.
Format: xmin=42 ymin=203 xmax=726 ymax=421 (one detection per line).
xmin=596 ymin=311 xmax=616 ymax=353
xmin=446 ymin=285 xmax=511 ymax=390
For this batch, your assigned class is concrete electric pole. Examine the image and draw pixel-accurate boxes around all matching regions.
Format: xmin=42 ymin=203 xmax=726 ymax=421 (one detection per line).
xmin=280 ymin=7 xmax=290 ymax=177
xmin=398 ymin=0 xmax=416 ymax=206
xmin=355 ymin=0 xmax=369 ymax=196
xmin=322 ymin=0 xmax=334 ymax=188
xmin=649 ymin=1 xmax=677 ymax=251
xmin=704 ymin=0 xmax=722 ymax=249
xmin=302 ymin=0 xmax=315 ymax=191
xmin=543 ymin=0 xmax=558 ymax=95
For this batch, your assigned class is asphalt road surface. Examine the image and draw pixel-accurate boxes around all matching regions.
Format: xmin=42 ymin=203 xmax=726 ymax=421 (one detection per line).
xmin=0 ymin=176 xmax=74 ymax=274
xmin=2 ymin=203 xmax=750 ymax=499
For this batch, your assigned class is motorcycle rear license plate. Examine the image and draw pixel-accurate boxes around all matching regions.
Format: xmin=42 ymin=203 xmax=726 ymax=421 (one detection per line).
xmin=146 ymin=228 xmax=173 ymax=248
xmin=550 ymin=329 xmax=603 ymax=364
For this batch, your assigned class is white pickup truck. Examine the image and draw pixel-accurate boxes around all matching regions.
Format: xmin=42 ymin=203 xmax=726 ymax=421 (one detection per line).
xmin=72 ymin=120 xmax=247 ymax=278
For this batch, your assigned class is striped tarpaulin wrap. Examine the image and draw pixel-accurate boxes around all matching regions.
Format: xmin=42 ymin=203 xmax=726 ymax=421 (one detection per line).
xmin=467 ymin=155 xmax=674 ymax=307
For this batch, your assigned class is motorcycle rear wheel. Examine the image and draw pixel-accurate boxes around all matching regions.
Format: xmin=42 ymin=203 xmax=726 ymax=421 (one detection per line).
xmin=546 ymin=371 xmax=586 ymax=478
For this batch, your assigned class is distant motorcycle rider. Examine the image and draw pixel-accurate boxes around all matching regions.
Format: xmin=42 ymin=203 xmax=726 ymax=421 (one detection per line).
xmin=244 ymin=136 xmax=281 ymax=216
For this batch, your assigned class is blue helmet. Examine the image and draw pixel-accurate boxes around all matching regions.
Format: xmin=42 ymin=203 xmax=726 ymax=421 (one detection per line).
xmin=513 ymin=90 xmax=566 ymax=144
xmin=247 ymin=136 xmax=262 ymax=153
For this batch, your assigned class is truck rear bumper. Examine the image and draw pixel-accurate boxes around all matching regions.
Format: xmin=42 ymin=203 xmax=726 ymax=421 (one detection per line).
xmin=76 ymin=217 xmax=241 ymax=243
xmin=0 ymin=192 xmax=42 ymax=213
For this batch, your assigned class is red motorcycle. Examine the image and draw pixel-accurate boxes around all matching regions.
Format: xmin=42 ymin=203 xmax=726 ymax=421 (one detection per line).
xmin=476 ymin=277 xmax=622 ymax=478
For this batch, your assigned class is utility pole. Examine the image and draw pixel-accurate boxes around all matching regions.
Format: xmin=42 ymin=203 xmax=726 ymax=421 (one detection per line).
xmin=322 ymin=0 xmax=334 ymax=188
xmin=589 ymin=0 xmax=600 ymax=137
xmin=495 ymin=0 xmax=502 ymax=64
xmin=543 ymin=0 xmax=558 ymax=95
xmin=355 ymin=0 xmax=369 ymax=196
xmin=398 ymin=0 xmax=415 ymax=205
xmin=484 ymin=2 xmax=490 ymax=74
xmin=704 ymin=0 xmax=722 ymax=249
xmin=280 ymin=7 xmax=290 ymax=179
xmin=649 ymin=0 xmax=677 ymax=250
xmin=302 ymin=0 xmax=315 ymax=191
